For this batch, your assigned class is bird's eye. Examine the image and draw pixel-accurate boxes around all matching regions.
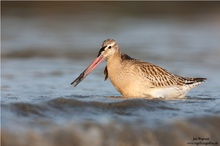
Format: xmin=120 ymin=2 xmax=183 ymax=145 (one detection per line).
xmin=108 ymin=46 xmax=112 ymax=49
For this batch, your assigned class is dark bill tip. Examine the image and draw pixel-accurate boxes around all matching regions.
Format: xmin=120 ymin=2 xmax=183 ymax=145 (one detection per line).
xmin=70 ymin=72 xmax=85 ymax=87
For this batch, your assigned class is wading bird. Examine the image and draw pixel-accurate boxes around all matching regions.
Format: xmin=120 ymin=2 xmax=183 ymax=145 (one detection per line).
xmin=71 ymin=39 xmax=206 ymax=99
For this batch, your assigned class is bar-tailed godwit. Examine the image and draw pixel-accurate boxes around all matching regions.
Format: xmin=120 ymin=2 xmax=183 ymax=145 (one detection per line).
xmin=71 ymin=39 xmax=206 ymax=99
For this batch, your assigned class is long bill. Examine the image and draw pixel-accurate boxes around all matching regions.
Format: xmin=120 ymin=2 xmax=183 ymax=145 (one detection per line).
xmin=71 ymin=55 xmax=105 ymax=87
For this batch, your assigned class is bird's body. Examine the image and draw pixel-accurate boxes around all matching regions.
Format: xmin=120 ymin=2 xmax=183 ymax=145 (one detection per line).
xmin=71 ymin=39 xmax=206 ymax=99
xmin=104 ymin=53 xmax=205 ymax=98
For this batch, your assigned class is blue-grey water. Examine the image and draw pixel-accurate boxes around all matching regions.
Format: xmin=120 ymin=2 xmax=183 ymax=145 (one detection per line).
xmin=1 ymin=2 xmax=220 ymax=146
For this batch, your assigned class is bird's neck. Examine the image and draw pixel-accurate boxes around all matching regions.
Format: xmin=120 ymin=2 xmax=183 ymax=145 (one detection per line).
xmin=106 ymin=50 xmax=124 ymax=94
xmin=106 ymin=50 xmax=122 ymax=67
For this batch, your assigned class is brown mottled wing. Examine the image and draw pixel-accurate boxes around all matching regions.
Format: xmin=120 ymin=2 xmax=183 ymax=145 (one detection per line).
xmin=134 ymin=62 xmax=190 ymax=87
xmin=104 ymin=66 xmax=108 ymax=81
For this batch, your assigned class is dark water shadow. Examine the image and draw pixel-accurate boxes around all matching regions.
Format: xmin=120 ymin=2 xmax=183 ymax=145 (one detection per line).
xmin=186 ymin=96 xmax=216 ymax=101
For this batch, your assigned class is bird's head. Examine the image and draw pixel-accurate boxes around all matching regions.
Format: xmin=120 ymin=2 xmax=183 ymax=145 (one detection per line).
xmin=97 ymin=39 xmax=119 ymax=59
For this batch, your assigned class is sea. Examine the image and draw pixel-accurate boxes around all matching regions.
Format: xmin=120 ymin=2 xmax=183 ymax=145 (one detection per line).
xmin=1 ymin=2 xmax=220 ymax=146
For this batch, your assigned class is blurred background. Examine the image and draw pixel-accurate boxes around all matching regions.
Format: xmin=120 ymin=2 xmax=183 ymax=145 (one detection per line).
xmin=1 ymin=2 xmax=220 ymax=146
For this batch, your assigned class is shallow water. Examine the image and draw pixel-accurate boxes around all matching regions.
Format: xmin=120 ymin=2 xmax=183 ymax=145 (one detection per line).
xmin=1 ymin=2 xmax=220 ymax=146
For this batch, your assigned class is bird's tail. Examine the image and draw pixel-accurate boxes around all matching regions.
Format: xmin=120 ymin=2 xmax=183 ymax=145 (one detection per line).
xmin=185 ymin=78 xmax=207 ymax=85
xmin=183 ymin=77 xmax=207 ymax=91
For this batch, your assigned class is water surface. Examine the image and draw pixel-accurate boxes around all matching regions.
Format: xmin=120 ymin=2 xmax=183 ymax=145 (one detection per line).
xmin=1 ymin=2 xmax=220 ymax=146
